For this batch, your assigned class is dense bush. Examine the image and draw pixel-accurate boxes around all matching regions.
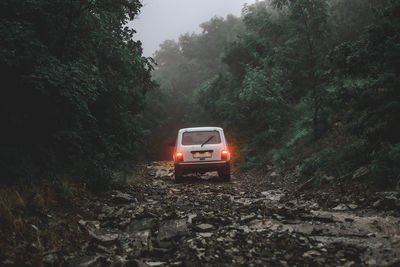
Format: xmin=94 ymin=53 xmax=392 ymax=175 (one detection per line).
xmin=0 ymin=0 xmax=155 ymax=188
xmin=3 ymin=0 xmax=398 ymax=189
xmin=371 ymin=144 xmax=400 ymax=187
xmin=299 ymin=148 xmax=336 ymax=177
xmin=152 ymin=0 xmax=400 ymax=187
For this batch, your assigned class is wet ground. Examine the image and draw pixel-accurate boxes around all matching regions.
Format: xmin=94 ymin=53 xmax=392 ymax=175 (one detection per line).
xmin=2 ymin=161 xmax=400 ymax=266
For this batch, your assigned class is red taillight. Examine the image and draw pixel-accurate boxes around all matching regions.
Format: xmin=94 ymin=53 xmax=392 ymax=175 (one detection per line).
xmin=221 ymin=150 xmax=229 ymax=160
xmin=176 ymin=152 xmax=183 ymax=161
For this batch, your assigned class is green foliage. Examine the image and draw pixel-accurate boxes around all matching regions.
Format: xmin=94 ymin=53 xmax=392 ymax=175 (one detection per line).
xmin=0 ymin=0 xmax=154 ymax=188
xmin=299 ymin=148 xmax=336 ymax=177
xmin=7 ymin=0 xmax=394 ymax=189
xmin=150 ymin=0 xmax=399 ymax=188
xmin=371 ymin=144 xmax=400 ymax=186
xmin=51 ymin=179 xmax=73 ymax=198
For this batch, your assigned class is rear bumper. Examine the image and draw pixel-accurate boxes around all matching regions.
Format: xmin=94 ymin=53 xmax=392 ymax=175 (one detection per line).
xmin=175 ymin=161 xmax=229 ymax=173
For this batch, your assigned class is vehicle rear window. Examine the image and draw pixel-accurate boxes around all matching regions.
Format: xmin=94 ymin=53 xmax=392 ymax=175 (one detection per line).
xmin=182 ymin=131 xmax=221 ymax=145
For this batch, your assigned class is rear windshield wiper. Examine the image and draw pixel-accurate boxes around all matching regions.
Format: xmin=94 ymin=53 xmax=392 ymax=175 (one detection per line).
xmin=201 ymin=136 xmax=214 ymax=147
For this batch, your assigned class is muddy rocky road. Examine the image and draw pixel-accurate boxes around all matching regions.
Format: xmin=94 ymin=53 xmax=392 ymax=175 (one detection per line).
xmin=32 ymin=162 xmax=400 ymax=266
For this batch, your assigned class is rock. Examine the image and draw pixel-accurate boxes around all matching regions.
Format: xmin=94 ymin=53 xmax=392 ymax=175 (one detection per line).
xmin=158 ymin=219 xmax=188 ymax=240
xmin=93 ymin=244 xmax=112 ymax=254
xmin=145 ymin=261 xmax=166 ymax=266
xmin=13 ymin=161 xmax=398 ymax=267
xmin=302 ymin=250 xmax=321 ymax=258
xmin=273 ymin=213 xmax=285 ymax=221
xmin=234 ymin=255 xmax=244 ymax=264
xmin=112 ymin=191 xmax=133 ymax=203
xmin=312 ymin=213 xmax=334 ymax=223
xmin=101 ymin=205 xmax=115 ymax=216
xmin=156 ymin=240 xmax=174 ymax=249
xmin=113 ymin=207 xmax=125 ymax=217
xmin=260 ymin=190 xmax=284 ymax=201
xmin=118 ymin=218 xmax=131 ymax=229
xmin=236 ymin=225 xmax=251 ymax=233
xmin=344 ymin=261 xmax=356 ymax=267
xmin=372 ymin=199 xmax=382 ymax=208
xmin=134 ymin=230 xmax=150 ymax=245
xmin=149 ymin=247 xmax=171 ymax=258
xmin=240 ymin=214 xmax=256 ymax=223
xmin=42 ymin=253 xmax=58 ymax=265
xmin=333 ymin=204 xmax=348 ymax=211
xmin=348 ymin=204 xmax=358 ymax=210
xmin=322 ymin=174 xmax=335 ymax=182
xmin=129 ymin=218 xmax=156 ymax=232
xmin=365 ymin=258 xmax=377 ymax=265
xmin=66 ymin=255 xmax=104 ymax=267
xmin=107 ymin=255 xmax=130 ymax=267
xmin=2 ymin=260 xmax=15 ymax=265
xmin=195 ymin=223 xmax=215 ymax=232
xmin=89 ymin=231 xmax=119 ymax=245
xmin=352 ymin=166 xmax=370 ymax=179
xmin=198 ymin=232 xmax=213 ymax=238
xmin=170 ymin=261 xmax=183 ymax=266
xmin=187 ymin=214 xmax=197 ymax=224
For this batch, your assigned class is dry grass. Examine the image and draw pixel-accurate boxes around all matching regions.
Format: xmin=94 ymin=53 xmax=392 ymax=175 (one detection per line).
xmin=0 ymin=180 xmax=85 ymax=265
xmin=0 ymin=189 xmax=26 ymax=234
xmin=125 ymin=163 xmax=149 ymax=184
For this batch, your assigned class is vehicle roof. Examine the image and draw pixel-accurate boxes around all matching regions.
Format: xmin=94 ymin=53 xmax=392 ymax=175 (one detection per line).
xmin=178 ymin=127 xmax=223 ymax=133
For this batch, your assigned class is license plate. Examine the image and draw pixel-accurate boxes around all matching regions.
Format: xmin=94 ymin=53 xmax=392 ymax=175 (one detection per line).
xmin=193 ymin=151 xmax=211 ymax=158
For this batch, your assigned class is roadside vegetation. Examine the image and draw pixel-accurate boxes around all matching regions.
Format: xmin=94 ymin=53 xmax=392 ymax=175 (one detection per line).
xmin=1 ymin=0 xmax=399 ymax=192
xmin=1 ymin=0 xmax=155 ymax=189
xmin=1 ymin=0 xmax=399 ymax=265
xmin=150 ymin=0 xmax=400 ymax=189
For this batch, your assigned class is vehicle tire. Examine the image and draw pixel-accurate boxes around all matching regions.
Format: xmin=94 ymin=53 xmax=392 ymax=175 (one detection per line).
xmin=218 ymin=164 xmax=230 ymax=182
xmin=175 ymin=166 xmax=184 ymax=183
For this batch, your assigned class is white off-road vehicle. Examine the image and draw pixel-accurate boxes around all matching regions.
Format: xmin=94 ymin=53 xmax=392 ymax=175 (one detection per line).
xmin=173 ymin=127 xmax=231 ymax=182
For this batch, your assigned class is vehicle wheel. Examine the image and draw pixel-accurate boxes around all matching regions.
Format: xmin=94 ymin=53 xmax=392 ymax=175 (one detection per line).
xmin=175 ymin=166 xmax=184 ymax=183
xmin=218 ymin=164 xmax=230 ymax=182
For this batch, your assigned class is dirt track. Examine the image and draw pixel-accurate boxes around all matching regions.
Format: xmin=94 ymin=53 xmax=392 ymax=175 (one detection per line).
xmin=2 ymin=161 xmax=400 ymax=266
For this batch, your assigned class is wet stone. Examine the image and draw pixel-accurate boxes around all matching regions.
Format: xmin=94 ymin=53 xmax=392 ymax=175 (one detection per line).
xmin=146 ymin=261 xmax=167 ymax=266
xmin=333 ymin=204 xmax=349 ymax=211
xmin=187 ymin=213 xmax=197 ymax=224
xmin=128 ymin=218 xmax=156 ymax=232
xmin=198 ymin=232 xmax=213 ymax=238
xmin=348 ymin=204 xmax=358 ymax=210
xmin=303 ymin=250 xmax=322 ymax=258
xmin=66 ymin=255 xmax=104 ymax=267
xmin=134 ymin=229 xmax=151 ymax=245
xmin=240 ymin=214 xmax=256 ymax=223
xmin=149 ymin=247 xmax=171 ymax=258
xmin=12 ymin=161 xmax=399 ymax=267
xmin=195 ymin=223 xmax=215 ymax=232
xmin=156 ymin=240 xmax=174 ymax=249
xmin=89 ymin=231 xmax=119 ymax=245
xmin=309 ymin=212 xmax=334 ymax=223
xmin=112 ymin=191 xmax=133 ymax=203
xmin=42 ymin=253 xmax=58 ymax=265
xmin=158 ymin=219 xmax=189 ymax=240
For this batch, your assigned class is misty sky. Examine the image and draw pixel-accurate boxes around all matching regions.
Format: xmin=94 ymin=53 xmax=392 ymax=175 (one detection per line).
xmin=130 ymin=0 xmax=256 ymax=57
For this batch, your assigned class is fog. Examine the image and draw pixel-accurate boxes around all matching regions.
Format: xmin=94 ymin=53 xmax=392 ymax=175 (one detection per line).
xmin=131 ymin=0 xmax=256 ymax=57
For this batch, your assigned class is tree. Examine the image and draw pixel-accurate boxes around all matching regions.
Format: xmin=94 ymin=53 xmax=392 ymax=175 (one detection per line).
xmin=0 ymin=0 xmax=154 ymax=187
